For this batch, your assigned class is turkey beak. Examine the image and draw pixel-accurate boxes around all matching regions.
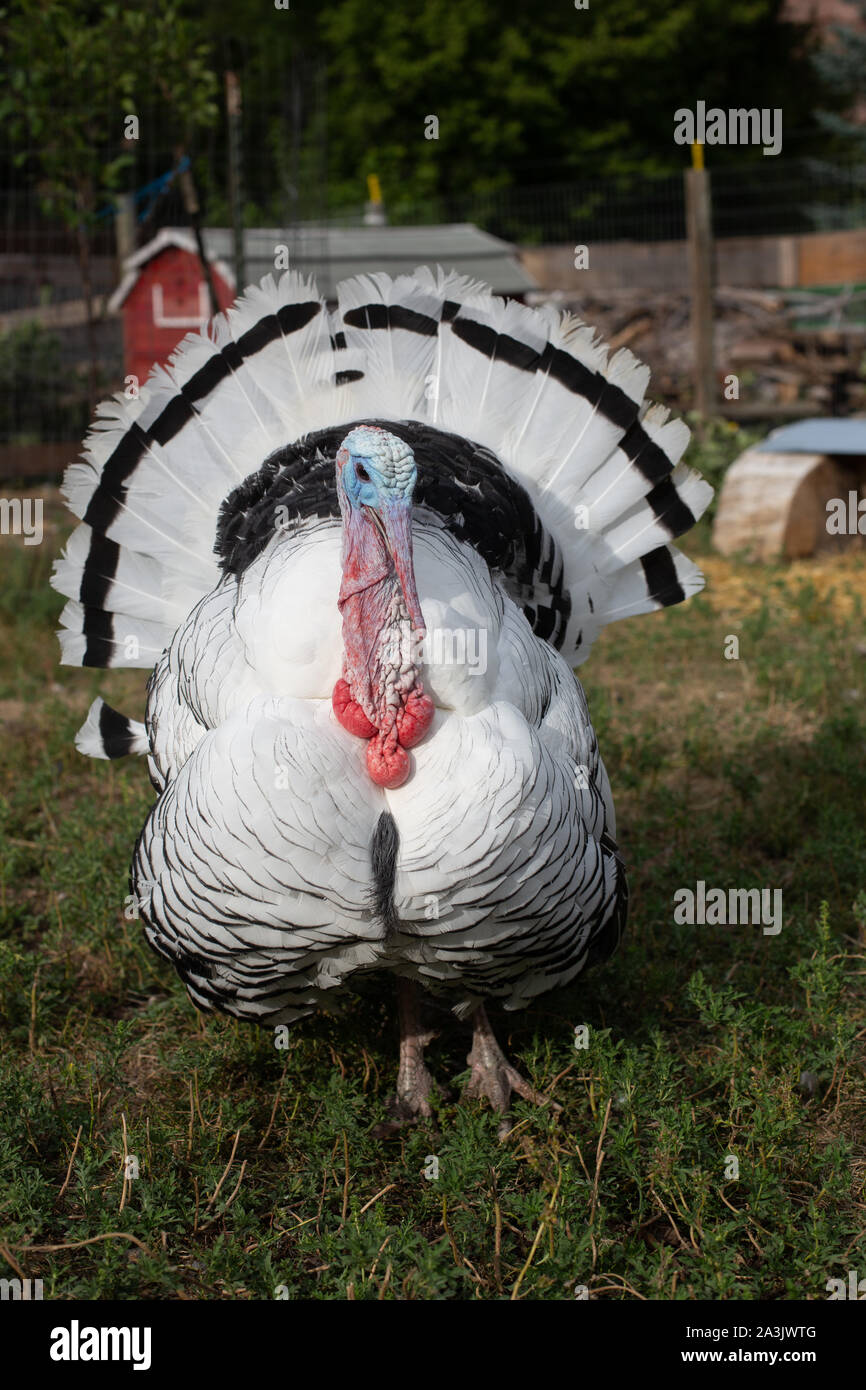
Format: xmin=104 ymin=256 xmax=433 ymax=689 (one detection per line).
xmin=379 ymin=500 xmax=425 ymax=636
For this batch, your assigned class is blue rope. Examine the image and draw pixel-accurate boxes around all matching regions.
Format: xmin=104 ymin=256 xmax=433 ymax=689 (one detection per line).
xmin=94 ymin=156 xmax=191 ymax=223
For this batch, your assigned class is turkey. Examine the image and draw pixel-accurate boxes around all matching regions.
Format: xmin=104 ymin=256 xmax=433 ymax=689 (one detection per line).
xmin=52 ymin=267 xmax=712 ymax=1131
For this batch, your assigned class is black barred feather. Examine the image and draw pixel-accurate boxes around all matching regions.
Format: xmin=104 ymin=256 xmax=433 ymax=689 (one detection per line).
xmin=53 ymin=266 xmax=711 ymax=675
xmin=215 ymin=420 xmax=572 ymax=649
xmin=51 ymin=264 xmax=716 ymax=1037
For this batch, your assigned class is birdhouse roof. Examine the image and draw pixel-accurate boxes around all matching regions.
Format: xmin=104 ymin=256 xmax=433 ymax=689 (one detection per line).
xmin=108 ymin=227 xmax=236 ymax=313
xmin=759 ymin=417 xmax=866 ymax=456
xmin=109 ymin=222 xmax=536 ymax=311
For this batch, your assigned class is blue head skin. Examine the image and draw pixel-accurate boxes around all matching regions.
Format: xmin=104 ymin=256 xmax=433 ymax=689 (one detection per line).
xmin=336 ymin=425 xmax=424 ymax=632
xmin=338 ymin=425 xmax=417 ymax=508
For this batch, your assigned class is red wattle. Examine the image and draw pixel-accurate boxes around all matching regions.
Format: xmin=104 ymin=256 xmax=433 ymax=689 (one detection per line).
xmin=366 ymin=738 xmax=410 ymax=789
xmin=332 ymin=679 xmax=377 ymax=739
xmin=397 ymin=691 xmax=435 ymax=748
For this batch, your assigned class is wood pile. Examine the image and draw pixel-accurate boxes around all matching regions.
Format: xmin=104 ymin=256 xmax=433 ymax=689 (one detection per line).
xmin=529 ymin=286 xmax=866 ymax=417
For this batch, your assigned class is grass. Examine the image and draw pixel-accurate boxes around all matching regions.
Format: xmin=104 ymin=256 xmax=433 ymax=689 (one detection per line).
xmin=0 ymin=443 xmax=864 ymax=1301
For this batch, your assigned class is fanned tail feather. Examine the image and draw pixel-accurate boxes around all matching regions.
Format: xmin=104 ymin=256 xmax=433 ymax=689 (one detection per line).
xmin=75 ymin=698 xmax=148 ymax=759
xmin=52 ymin=265 xmax=712 ymax=682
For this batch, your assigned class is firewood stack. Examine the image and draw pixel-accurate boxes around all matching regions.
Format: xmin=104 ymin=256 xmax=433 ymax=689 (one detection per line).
xmin=530 ymin=286 xmax=866 ymax=417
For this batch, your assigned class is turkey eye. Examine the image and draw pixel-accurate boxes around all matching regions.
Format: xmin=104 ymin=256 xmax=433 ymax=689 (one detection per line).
xmin=356 ymin=464 xmax=370 ymax=483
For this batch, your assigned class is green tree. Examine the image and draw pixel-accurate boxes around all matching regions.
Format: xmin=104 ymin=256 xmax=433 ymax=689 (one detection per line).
xmin=311 ymin=0 xmax=836 ymax=210
xmin=175 ymin=0 xmax=843 ymax=224
xmin=0 ymin=0 xmax=219 ymax=403
xmin=812 ymin=0 xmax=866 ymax=153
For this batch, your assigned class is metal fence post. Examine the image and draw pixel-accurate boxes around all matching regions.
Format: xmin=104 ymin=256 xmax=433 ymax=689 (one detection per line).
xmin=226 ymin=71 xmax=246 ymax=293
xmin=685 ymin=146 xmax=715 ymax=416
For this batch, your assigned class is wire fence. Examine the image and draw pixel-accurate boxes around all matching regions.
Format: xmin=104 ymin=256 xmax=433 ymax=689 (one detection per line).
xmin=322 ymin=159 xmax=866 ymax=244
xmin=5 ymin=155 xmax=865 ymax=260
xmin=1 ymin=152 xmax=865 ymax=454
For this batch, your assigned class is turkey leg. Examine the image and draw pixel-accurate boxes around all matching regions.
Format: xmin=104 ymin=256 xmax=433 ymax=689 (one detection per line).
xmin=384 ymin=977 xmax=436 ymax=1123
xmin=466 ymin=1003 xmax=561 ymax=1138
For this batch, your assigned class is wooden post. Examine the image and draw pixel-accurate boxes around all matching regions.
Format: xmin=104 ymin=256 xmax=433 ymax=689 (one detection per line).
xmin=685 ymin=146 xmax=715 ymax=417
xmin=364 ymin=172 xmax=386 ymax=226
xmin=226 ymin=71 xmax=246 ymax=291
xmin=175 ymin=147 xmax=219 ymax=319
xmin=114 ymin=193 xmax=136 ymax=275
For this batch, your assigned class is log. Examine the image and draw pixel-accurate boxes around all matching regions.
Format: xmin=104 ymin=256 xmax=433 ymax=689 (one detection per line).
xmin=608 ymin=314 xmax=652 ymax=350
xmin=712 ymin=448 xmax=864 ymax=560
xmin=728 ymin=337 xmax=798 ymax=364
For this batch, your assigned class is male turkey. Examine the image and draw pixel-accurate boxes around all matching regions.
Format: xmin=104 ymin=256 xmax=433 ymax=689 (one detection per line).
xmin=52 ymin=268 xmax=711 ymax=1129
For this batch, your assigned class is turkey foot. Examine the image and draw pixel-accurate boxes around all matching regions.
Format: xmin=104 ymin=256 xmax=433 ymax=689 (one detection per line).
xmin=332 ymin=679 xmax=376 ymax=739
xmin=466 ymin=1003 xmax=561 ymax=1139
xmin=373 ymin=978 xmax=437 ymax=1137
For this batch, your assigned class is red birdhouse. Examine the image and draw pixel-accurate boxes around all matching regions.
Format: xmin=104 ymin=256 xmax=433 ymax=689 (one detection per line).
xmin=109 ymin=229 xmax=236 ymax=391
